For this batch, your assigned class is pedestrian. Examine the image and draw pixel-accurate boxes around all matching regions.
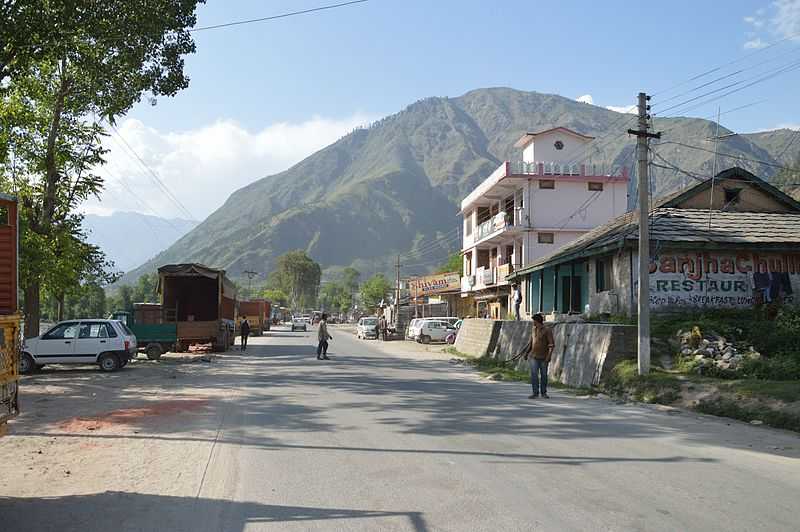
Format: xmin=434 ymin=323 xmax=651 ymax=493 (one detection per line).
xmin=317 ymin=313 xmax=332 ymax=360
xmin=379 ymin=315 xmax=387 ymax=341
xmin=511 ymin=283 xmax=522 ymax=320
xmin=240 ymin=316 xmax=251 ymax=351
xmin=527 ymin=313 xmax=554 ymax=399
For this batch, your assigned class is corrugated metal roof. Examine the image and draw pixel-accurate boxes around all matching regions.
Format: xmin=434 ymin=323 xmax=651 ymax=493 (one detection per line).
xmin=511 ymin=208 xmax=800 ymax=277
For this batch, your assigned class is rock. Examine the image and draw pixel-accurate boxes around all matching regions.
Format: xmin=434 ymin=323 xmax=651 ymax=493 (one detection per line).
xmin=701 ymin=339 xmax=710 ymax=347
xmin=750 ymin=420 xmax=764 ymax=425
xmin=486 ymin=373 xmax=504 ymax=381
xmin=682 ymin=348 xmax=693 ymax=356
xmin=749 ymin=351 xmax=762 ymax=359
xmin=694 ymin=354 xmax=705 ymax=361
xmin=722 ymin=353 xmax=732 ymax=361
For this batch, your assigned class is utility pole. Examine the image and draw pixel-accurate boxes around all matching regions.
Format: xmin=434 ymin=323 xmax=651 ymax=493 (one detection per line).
xmin=628 ymin=92 xmax=661 ymax=375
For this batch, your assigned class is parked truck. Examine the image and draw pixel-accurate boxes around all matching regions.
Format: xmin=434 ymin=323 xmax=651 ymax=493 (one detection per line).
xmin=238 ymin=299 xmax=271 ymax=335
xmin=158 ymin=264 xmax=237 ymax=352
xmin=0 ymin=194 xmax=20 ymax=436
xmin=111 ymin=303 xmax=177 ymax=360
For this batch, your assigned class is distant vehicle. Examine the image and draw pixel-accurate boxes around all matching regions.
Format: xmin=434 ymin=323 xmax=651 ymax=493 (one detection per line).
xmin=407 ymin=317 xmax=460 ymax=341
xmin=446 ymin=320 xmax=463 ymax=344
xmin=357 ymin=317 xmax=378 ymax=339
xmin=21 ymin=320 xmax=137 ymax=373
xmin=291 ymin=317 xmax=308 ymax=332
xmin=416 ymin=320 xmax=456 ymax=344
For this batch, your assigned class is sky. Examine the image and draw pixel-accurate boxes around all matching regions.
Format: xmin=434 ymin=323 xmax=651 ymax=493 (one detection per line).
xmin=86 ymin=0 xmax=800 ymax=220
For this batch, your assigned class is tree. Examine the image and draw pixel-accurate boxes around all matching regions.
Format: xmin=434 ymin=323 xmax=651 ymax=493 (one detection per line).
xmin=266 ymin=251 xmax=322 ymax=310
xmin=262 ymin=288 xmax=290 ymax=308
xmin=360 ymin=274 xmax=391 ymax=311
xmin=437 ymin=252 xmax=462 ymax=274
xmin=1 ymin=1 xmax=203 ymax=336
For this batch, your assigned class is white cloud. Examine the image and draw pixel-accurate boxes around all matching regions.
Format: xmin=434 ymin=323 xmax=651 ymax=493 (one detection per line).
xmin=743 ymin=15 xmax=765 ymax=28
xmin=772 ymin=0 xmax=800 ymax=40
xmin=605 ymin=104 xmax=637 ymax=114
xmin=744 ymin=37 xmax=769 ymax=49
xmin=84 ymin=113 xmax=375 ymax=220
xmin=576 ymin=94 xmax=594 ymax=105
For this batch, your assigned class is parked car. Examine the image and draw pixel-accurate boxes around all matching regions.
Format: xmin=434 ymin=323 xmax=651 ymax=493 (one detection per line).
xmin=416 ymin=320 xmax=456 ymax=344
xmin=291 ymin=317 xmax=308 ymax=332
xmin=21 ymin=319 xmax=137 ymax=374
xmin=357 ymin=317 xmax=378 ymax=339
xmin=445 ymin=319 xmax=463 ymax=344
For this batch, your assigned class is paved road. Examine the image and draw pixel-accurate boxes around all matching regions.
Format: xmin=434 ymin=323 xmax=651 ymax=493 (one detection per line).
xmin=5 ymin=325 xmax=800 ymax=531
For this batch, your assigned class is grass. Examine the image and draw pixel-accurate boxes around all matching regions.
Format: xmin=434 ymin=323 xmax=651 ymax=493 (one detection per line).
xmin=695 ymin=398 xmax=800 ymax=432
xmin=722 ymin=380 xmax=800 ymax=403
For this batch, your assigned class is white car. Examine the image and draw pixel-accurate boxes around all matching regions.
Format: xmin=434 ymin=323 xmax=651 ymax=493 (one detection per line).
xmin=21 ymin=320 xmax=137 ymax=374
xmin=407 ymin=317 xmax=460 ymax=340
xmin=356 ymin=317 xmax=378 ymax=339
xmin=291 ymin=317 xmax=307 ymax=332
xmin=416 ymin=320 xmax=456 ymax=344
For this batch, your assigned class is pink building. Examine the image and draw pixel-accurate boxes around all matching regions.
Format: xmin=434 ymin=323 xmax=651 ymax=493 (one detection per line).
xmin=459 ymin=127 xmax=630 ymax=319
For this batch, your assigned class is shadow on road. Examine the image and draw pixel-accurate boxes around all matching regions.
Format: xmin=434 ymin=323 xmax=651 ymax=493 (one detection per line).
xmin=0 ymin=491 xmax=429 ymax=532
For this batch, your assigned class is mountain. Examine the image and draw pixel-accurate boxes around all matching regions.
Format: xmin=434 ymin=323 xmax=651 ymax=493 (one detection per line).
xmin=121 ymin=88 xmax=800 ymax=284
xmin=83 ymin=212 xmax=197 ymax=273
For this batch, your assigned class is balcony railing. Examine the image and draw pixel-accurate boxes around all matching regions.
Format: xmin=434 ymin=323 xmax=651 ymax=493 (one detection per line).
xmin=508 ymin=160 xmax=628 ymax=178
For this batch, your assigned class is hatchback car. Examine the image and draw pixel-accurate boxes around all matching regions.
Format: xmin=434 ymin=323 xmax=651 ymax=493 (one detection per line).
xmin=291 ymin=317 xmax=308 ymax=332
xmin=357 ymin=317 xmax=378 ymax=339
xmin=416 ymin=320 xmax=456 ymax=344
xmin=21 ymin=320 xmax=137 ymax=373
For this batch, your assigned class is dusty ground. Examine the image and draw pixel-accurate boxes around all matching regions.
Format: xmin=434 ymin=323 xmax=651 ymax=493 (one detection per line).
xmin=0 ymin=350 xmax=235 ymax=498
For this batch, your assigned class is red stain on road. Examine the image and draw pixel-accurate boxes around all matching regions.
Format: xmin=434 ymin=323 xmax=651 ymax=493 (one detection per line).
xmin=57 ymin=399 xmax=210 ymax=432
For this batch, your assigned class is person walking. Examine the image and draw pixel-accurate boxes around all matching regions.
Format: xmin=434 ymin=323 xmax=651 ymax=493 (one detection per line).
xmin=511 ymin=283 xmax=522 ymax=320
xmin=240 ymin=316 xmax=251 ymax=351
xmin=317 ymin=313 xmax=332 ymax=360
xmin=527 ymin=313 xmax=554 ymax=399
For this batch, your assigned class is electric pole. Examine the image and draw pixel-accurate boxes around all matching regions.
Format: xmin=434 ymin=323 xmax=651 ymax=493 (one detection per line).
xmin=627 ymin=92 xmax=660 ymax=375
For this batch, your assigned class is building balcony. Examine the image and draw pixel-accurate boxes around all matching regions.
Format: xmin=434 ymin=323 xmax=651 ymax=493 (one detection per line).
xmin=461 ymin=264 xmax=513 ymax=293
xmin=460 ymin=160 xmax=629 ymax=212
xmin=463 ymin=211 xmax=526 ymax=249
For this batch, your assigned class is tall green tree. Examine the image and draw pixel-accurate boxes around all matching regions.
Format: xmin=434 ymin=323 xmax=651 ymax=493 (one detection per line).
xmin=359 ymin=274 xmax=391 ymax=311
xmin=1 ymin=1 xmax=203 ymax=336
xmin=437 ymin=252 xmax=462 ymax=274
xmin=266 ymin=251 xmax=322 ymax=311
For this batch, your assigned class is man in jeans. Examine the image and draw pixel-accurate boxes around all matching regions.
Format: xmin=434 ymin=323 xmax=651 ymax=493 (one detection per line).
xmin=527 ymin=313 xmax=554 ymax=399
xmin=317 ymin=313 xmax=332 ymax=360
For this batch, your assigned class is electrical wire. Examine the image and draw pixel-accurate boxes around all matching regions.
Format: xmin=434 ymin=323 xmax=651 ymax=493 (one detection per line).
xmin=190 ymin=0 xmax=369 ymax=32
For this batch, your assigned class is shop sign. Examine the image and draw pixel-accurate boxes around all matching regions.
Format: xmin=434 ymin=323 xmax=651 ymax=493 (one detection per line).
xmin=409 ymin=272 xmax=460 ymax=295
xmin=645 ymin=252 xmax=800 ymax=308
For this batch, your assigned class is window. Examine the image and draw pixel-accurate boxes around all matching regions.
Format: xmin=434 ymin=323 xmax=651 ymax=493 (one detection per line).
xmin=724 ymin=187 xmax=742 ymax=206
xmin=539 ymin=180 xmax=555 ymax=190
xmin=43 ymin=322 xmax=79 ymax=340
xmin=78 ymin=323 xmax=108 ymax=339
xmin=477 ymin=206 xmax=491 ymax=224
xmin=537 ymin=232 xmax=554 ymax=244
xmin=588 ymin=182 xmax=604 ymax=191
xmin=595 ymin=256 xmax=614 ymax=292
xmin=465 ymin=216 xmax=472 ymax=236
xmin=106 ymin=323 xmax=120 ymax=337
xmin=0 ymin=206 xmax=8 ymax=225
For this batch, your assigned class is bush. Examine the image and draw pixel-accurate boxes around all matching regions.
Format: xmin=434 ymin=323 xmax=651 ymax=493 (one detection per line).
xmin=740 ymin=355 xmax=800 ymax=381
xmin=696 ymin=397 xmax=800 ymax=432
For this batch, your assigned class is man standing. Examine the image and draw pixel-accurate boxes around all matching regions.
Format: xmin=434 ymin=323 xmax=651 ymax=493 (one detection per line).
xmin=511 ymin=283 xmax=522 ymax=320
xmin=317 ymin=313 xmax=332 ymax=360
xmin=527 ymin=313 xmax=554 ymax=399
xmin=240 ymin=316 xmax=251 ymax=352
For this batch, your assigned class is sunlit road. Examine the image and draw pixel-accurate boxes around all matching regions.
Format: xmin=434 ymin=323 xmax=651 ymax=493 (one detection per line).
xmin=6 ymin=325 xmax=800 ymax=531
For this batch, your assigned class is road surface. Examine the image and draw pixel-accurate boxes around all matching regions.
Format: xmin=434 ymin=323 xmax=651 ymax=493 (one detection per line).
xmin=3 ymin=325 xmax=799 ymax=531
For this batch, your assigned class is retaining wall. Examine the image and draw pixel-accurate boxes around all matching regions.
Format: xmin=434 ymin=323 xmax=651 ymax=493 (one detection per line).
xmin=456 ymin=319 xmax=636 ymax=387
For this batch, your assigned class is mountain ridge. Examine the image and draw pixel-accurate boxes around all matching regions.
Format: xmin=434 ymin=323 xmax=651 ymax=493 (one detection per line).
xmin=120 ymin=87 xmax=799 ymax=285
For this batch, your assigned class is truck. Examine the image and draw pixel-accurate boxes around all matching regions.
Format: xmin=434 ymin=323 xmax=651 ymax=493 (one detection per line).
xmin=158 ymin=264 xmax=237 ymax=352
xmin=111 ymin=303 xmax=177 ymax=361
xmin=237 ymin=299 xmax=271 ymax=335
xmin=0 ymin=194 xmax=20 ymax=436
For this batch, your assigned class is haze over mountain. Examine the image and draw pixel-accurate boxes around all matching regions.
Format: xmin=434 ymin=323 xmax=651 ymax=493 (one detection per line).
xmin=122 ymin=88 xmax=799 ymax=284
xmin=83 ymin=212 xmax=197 ymax=273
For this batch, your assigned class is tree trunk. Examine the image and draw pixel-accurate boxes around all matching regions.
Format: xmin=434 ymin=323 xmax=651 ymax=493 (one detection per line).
xmin=56 ymin=293 xmax=65 ymax=321
xmin=23 ymin=281 xmax=41 ymax=339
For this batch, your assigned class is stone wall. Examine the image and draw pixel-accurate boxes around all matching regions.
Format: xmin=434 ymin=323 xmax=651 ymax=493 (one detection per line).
xmin=455 ymin=318 xmax=636 ymax=387
xmin=453 ymin=319 xmax=499 ymax=358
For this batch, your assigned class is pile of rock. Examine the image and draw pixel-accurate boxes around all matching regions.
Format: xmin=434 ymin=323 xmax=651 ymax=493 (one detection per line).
xmin=676 ymin=330 xmax=761 ymax=373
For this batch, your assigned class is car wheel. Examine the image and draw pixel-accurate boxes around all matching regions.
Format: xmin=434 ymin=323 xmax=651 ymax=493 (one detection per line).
xmin=98 ymin=352 xmax=120 ymax=372
xmin=20 ymin=352 xmax=36 ymax=374
xmin=146 ymin=343 xmax=163 ymax=361
xmin=420 ymin=335 xmax=431 ymax=344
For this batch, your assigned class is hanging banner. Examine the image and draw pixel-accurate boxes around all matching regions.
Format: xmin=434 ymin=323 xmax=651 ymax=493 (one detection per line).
xmin=408 ymin=272 xmax=460 ymax=295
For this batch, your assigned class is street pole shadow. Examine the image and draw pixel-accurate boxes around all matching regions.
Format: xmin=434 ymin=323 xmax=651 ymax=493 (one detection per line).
xmin=0 ymin=491 xmax=429 ymax=532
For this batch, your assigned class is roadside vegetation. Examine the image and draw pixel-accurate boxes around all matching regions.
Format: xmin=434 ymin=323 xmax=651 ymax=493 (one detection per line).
xmin=600 ymin=307 xmax=800 ymax=431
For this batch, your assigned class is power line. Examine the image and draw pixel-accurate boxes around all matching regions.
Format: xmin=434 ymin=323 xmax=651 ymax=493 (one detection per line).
xmin=190 ymin=0 xmax=369 ymax=32
xmin=658 ymin=140 xmax=799 ymax=171
xmin=104 ymin=122 xmax=196 ymax=221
